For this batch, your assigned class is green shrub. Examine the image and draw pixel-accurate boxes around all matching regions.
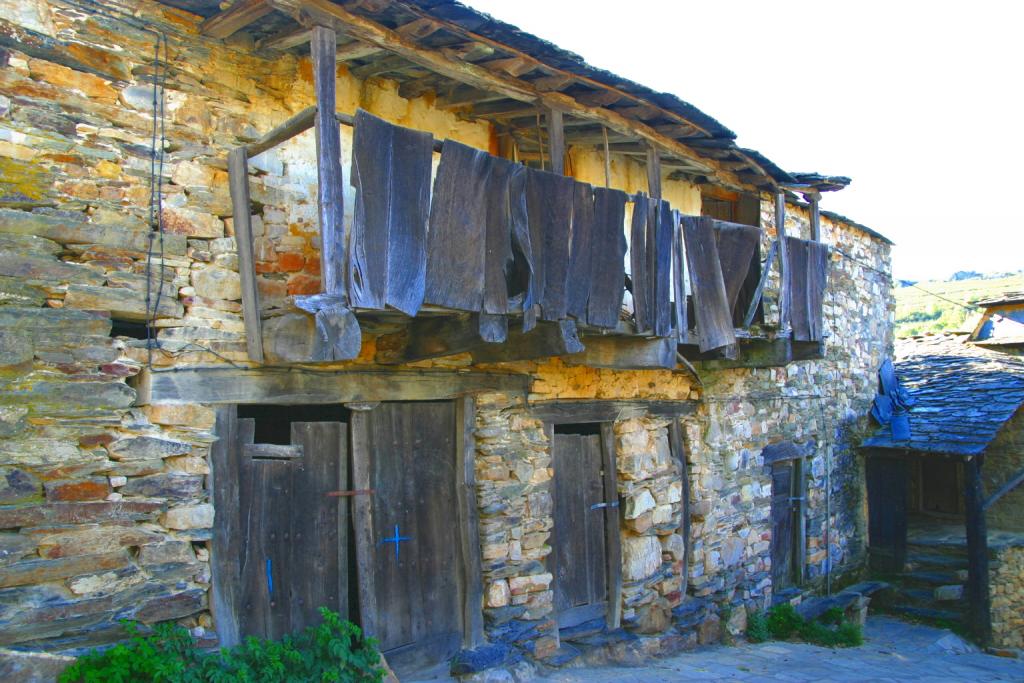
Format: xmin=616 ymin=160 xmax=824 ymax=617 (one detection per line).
xmin=60 ymin=608 xmax=384 ymax=683
xmin=745 ymin=603 xmax=862 ymax=648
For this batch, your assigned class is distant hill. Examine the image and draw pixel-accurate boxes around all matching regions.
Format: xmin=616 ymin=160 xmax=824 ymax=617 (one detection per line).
xmin=895 ymin=271 xmax=1024 ymax=338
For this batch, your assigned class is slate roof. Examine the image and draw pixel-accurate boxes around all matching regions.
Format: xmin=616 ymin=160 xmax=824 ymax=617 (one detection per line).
xmin=864 ymin=334 xmax=1024 ymax=456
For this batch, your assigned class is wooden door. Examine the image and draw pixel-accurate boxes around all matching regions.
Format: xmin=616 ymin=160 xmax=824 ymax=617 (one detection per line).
xmin=770 ymin=462 xmax=795 ymax=589
xmin=550 ymin=431 xmax=617 ymax=628
xmin=351 ymin=402 xmax=462 ymax=675
xmin=216 ymin=415 xmax=348 ymax=641
xmin=867 ymin=455 xmax=908 ymax=572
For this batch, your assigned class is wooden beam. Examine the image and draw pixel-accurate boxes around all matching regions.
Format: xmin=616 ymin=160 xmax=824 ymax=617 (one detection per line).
xmin=396 ymin=17 xmax=443 ymax=40
xmin=548 ymin=108 xmax=565 ymax=175
xmin=775 ymin=192 xmax=791 ymax=332
xmin=256 ymin=24 xmax=310 ymax=51
xmin=602 ymin=126 xmax=611 ymax=188
xmin=563 ymin=335 xmax=676 ymax=370
xmin=455 ymin=396 xmax=485 ymax=647
xmin=683 ymin=337 xmax=793 ymax=368
xmin=533 ymin=73 xmax=575 ymax=92
xmin=275 ymin=0 xmax=716 ymax=174
xmin=375 ymin=314 xmax=489 ymax=365
xmin=311 ymin=26 xmax=345 ymax=297
xmin=348 ymin=53 xmax=412 ymax=80
xmin=600 ymin=421 xmax=623 ymax=629
xmin=470 ymin=320 xmax=584 ymax=363
xmin=983 ymin=465 xmax=1024 ymax=511
xmin=480 ymin=56 xmax=535 ymax=78
xmin=964 ymin=456 xmax=992 ymax=645
xmin=227 ymin=147 xmax=264 ymax=363
xmin=200 ymin=0 xmax=272 ymax=39
xmin=244 ymin=106 xmax=316 ymax=157
xmin=336 ymin=40 xmax=385 ymax=61
xmin=529 ymin=400 xmax=697 ymax=423
xmin=135 ymin=366 xmax=531 ymax=405
xmin=809 ymin=193 xmax=821 ymax=241
xmin=437 ymin=85 xmax=507 ymax=109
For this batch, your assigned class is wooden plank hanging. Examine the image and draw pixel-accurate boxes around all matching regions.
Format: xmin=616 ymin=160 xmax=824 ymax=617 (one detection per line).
xmin=424 ymin=140 xmax=492 ymax=311
xmin=482 ymin=156 xmax=517 ymax=321
xmin=349 ymin=109 xmax=434 ymax=315
xmin=649 ymin=199 xmax=674 ymax=337
xmin=714 ymin=223 xmax=761 ymax=315
xmin=566 ymin=182 xmax=596 ymax=322
xmin=630 ymin=193 xmax=650 ymax=333
xmin=227 ymin=147 xmax=264 ymax=363
xmin=682 ymin=216 xmax=735 ymax=354
xmin=775 ymin=192 xmax=791 ymax=331
xmin=587 ymin=186 xmax=628 ymax=329
xmin=525 ymin=167 xmax=575 ymax=322
xmin=785 ymin=237 xmax=829 ymax=342
xmin=671 ymin=209 xmax=687 ymax=340
xmin=508 ymin=163 xmax=536 ymax=330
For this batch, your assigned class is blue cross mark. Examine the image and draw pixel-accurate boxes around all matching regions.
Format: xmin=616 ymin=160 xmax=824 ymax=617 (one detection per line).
xmin=380 ymin=524 xmax=411 ymax=560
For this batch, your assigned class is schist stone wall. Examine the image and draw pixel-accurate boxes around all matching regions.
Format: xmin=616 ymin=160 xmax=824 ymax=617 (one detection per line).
xmin=0 ymin=0 xmax=893 ymax=670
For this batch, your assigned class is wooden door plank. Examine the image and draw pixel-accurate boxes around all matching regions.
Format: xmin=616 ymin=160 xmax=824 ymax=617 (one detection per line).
xmin=210 ymin=406 xmax=241 ymax=647
xmin=866 ymin=455 xmax=907 ymax=573
xmin=456 ymin=396 xmax=484 ymax=647
xmin=770 ymin=462 xmax=794 ymax=589
xmin=582 ymin=435 xmax=607 ymax=606
xmin=600 ymin=422 xmax=622 ymax=629
xmin=350 ymin=412 xmax=378 ymax=639
xmin=793 ymin=456 xmax=807 ymax=586
xmin=682 ymin=216 xmax=736 ymax=354
xmin=227 ymin=147 xmax=264 ymax=363
xmin=290 ymin=422 xmax=347 ymax=625
xmin=311 ymin=26 xmax=345 ymax=297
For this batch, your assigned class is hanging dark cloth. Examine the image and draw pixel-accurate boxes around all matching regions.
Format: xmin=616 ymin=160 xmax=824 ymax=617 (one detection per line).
xmin=586 ymin=186 xmax=628 ymax=329
xmin=525 ymin=167 xmax=575 ymax=323
xmin=424 ymin=140 xmax=493 ymax=312
xmin=348 ymin=109 xmax=434 ymax=316
xmin=682 ymin=215 xmax=736 ymax=353
xmin=786 ymin=236 xmax=829 ymax=342
xmin=714 ymin=223 xmax=761 ymax=317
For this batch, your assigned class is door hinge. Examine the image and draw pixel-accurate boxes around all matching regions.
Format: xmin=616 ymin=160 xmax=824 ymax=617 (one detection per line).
xmin=590 ymin=501 xmax=620 ymax=510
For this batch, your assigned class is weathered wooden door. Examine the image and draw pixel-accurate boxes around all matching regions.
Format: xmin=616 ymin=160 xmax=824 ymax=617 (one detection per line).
xmin=351 ymin=402 xmax=462 ymax=675
xmin=213 ymin=411 xmax=348 ymax=643
xmin=867 ymin=455 xmax=908 ymax=572
xmin=770 ymin=461 xmax=796 ymax=589
xmin=550 ymin=430 xmax=619 ymax=628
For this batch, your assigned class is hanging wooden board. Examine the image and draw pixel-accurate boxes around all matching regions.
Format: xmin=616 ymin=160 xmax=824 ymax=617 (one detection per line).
xmin=630 ymin=194 xmax=651 ymax=333
xmin=587 ymin=187 xmax=628 ymax=329
xmin=526 ymin=167 xmax=575 ymax=321
xmin=682 ymin=216 xmax=736 ymax=354
xmin=566 ymin=181 xmax=596 ymax=322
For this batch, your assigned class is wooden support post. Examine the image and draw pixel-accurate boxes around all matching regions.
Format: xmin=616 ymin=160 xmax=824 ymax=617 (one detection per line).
xmin=808 ymin=192 xmax=821 ymax=241
xmin=668 ymin=419 xmax=690 ymax=598
xmin=455 ymin=396 xmax=485 ymax=647
xmin=964 ymin=455 xmax=992 ymax=645
xmin=602 ymin=126 xmax=611 ymax=188
xmin=646 ymin=145 xmax=662 ymax=199
xmin=548 ymin=107 xmax=565 ymax=175
xmin=775 ymin=192 xmax=790 ymax=332
xmin=600 ymin=422 xmax=623 ymax=629
xmin=311 ymin=25 xmax=345 ymax=297
xmin=227 ymin=147 xmax=264 ymax=362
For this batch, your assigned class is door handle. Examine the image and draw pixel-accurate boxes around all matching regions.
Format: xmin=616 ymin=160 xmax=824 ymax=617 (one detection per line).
xmin=590 ymin=501 xmax=620 ymax=510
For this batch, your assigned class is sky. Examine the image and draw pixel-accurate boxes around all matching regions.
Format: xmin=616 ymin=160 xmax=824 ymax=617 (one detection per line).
xmin=462 ymin=0 xmax=1024 ymax=281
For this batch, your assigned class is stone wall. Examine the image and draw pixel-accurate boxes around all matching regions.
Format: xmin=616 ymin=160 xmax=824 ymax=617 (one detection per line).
xmin=990 ymin=543 xmax=1024 ymax=650
xmin=0 ymin=0 xmax=894 ymax=666
xmin=983 ymin=407 xmax=1024 ymax=532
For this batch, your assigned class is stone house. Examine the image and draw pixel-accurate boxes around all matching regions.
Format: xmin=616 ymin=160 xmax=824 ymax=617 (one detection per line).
xmin=969 ymin=293 xmax=1024 ymax=353
xmin=0 ymin=0 xmax=893 ymax=678
xmin=864 ymin=333 xmax=1024 ymax=650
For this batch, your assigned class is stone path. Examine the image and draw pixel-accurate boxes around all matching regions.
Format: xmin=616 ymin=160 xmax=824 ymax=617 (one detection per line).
xmin=536 ymin=617 xmax=1024 ymax=682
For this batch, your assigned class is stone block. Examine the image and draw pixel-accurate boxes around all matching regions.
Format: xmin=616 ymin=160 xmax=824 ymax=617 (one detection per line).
xmin=66 ymin=565 xmax=145 ymax=596
xmin=662 ymin=533 xmax=685 ymax=562
xmin=162 ymin=207 xmax=224 ymax=238
xmin=0 ymin=534 xmax=36 ymax=567
xmin=192 ymin=266 xmax=241 ymax=301
xmin=624 ymin=489 xmax=656 ymax=519
xmin=508 ymin=572 xmax=552 ymax=595
xmin=131 ymin=588 xmax=205 ymax=623
xmin=45 ymin=478 xmax=110 ymax=502
xmin=0 ymin=468 xmax=42 ymax=504
xmin=34 ymin=524 xmax=161 ymax=559
xmin=0 ymin=501 xmax=163 ymax=529
xmin=486 ymin=579 xmax=511 ymax=608
xmin=119 ymin=473 xmax=203 ymax=499
xmin=0 ymin=551 xmax=128 ymax=588
xmin=161 ymin=503 xmax=214 ymax=530
xmin=0 ymin=330 xmax=32 ymax=373
xmin=65 ymin=284 xmax=184 ymax=321
xmin=107 ymin=436 xmax=192 ymax=461
xmin=622 ymin=535 xmax=662 ymax=582
xmin=142 ymin=403 xmax=216 ymax=429
xmin=138 ymin=541 xmax=196 ymax=566
xmin=934 ymin=584 xmax=963 ymax=601
xmin=0 ymin=648 xmax=75 ymax=683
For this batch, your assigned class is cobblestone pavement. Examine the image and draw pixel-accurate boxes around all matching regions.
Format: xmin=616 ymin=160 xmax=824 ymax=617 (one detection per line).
xmin=537 ymin=617 xmax=1024 ymax=682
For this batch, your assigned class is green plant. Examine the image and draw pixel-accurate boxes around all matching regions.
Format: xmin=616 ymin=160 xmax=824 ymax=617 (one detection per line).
xmin=745 ymin=603 xmax=863 ymax=648
xmin=60 ymin=609 xmax=384 ymax=683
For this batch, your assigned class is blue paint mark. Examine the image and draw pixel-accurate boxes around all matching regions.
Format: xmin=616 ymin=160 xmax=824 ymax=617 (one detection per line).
xmin=266 ymin=558 xmax=273 ymax=597
xmin=379 ymin=524 xmax=411 ymax=560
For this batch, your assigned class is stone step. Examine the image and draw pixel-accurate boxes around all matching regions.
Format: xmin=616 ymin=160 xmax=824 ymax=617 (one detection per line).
xmin=902 ymin=570 xmax=962 ymax=586
xmin=892 ymin=604 xmax=964 ymax=623
xmin=895 ymin=587 xmax=968 ymax=612
xmin=904 ymin=552 xmax=969 ymax=572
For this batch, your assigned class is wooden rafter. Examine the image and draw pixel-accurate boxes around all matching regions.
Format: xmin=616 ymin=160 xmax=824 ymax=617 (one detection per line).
xmin=270 ymin=0 xmax=721 ymax=175
xmin=200 ymin=0 xmax=273 ymax=39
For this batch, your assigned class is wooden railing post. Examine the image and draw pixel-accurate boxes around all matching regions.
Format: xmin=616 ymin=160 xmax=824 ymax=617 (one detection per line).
xmin=548 ymin=107 xmax=565 ymax=175
xmin=228 ymin=146 xmax=264 ymax=362
xmin=311 ymin=25 xmax=345 ymax=297
xmin=964 ymin=455 xmax=993 ymax=645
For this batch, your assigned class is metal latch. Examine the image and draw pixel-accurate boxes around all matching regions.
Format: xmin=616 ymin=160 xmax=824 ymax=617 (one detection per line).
xmin=590 ymin=501 xmax=620 ymax=510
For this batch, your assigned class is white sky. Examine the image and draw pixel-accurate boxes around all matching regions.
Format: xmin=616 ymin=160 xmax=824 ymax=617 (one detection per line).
xmin=462 ymin=0 xmax=1024 ymax=281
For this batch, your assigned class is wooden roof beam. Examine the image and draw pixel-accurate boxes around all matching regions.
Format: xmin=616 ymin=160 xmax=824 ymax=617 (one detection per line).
xmin=336 ymin=40 xmax=385 ymax=61
xmin=200 ymin=0 xmax=274 ymax=39
xmin=276 ymin=0 xmax=716 ymax=174
xmin=256 ymin=24 xmax=310 ymax=51
xmin=396 ymin=17 xmax=444 ymax=40
xmin=437 ymin=85 xmax=509 ymax=110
